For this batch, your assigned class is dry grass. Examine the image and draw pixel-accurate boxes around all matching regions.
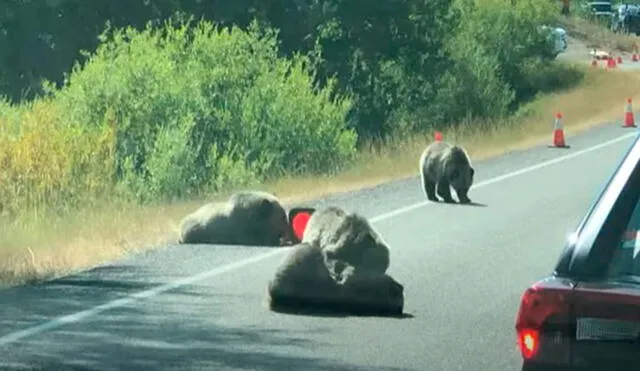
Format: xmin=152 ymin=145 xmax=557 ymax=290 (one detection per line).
xmin=559 ymin=15 xmax=640 ymax=53
xmin=1 ymin=64 xmax=640 ymax=288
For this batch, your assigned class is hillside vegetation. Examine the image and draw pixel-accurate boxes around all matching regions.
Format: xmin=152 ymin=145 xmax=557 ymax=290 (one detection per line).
xmin=0 ymin=0 xmax=637 ymax=286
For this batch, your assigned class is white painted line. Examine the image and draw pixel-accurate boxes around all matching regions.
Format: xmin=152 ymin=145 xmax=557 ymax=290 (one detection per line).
xmin=0 ymin=131 xmax=636 ymax=346
xmin=369 ymin=132 xmax=637 ymax=222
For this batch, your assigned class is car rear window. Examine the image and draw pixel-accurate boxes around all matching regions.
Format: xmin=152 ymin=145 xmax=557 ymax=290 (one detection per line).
xmin=607 ymin=199 xmax=640 ymax=279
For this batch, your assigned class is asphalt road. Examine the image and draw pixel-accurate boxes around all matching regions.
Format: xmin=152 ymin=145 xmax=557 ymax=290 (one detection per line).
xmin=0 ymin=122 xmax=638 ymax=371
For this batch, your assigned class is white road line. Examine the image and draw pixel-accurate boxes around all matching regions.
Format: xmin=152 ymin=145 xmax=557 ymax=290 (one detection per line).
xmin=0 ymin=131 xmax=636 ymax=346
xmin=374 ymin=132 xmax=637 ymax=221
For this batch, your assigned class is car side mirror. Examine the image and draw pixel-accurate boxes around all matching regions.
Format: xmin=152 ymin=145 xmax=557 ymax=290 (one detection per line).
xmin=288 ymin=207 xmax=315 ymax=243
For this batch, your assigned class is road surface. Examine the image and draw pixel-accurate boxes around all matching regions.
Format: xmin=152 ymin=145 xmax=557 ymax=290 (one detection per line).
xmin=0 ymin=121 xmax=638 ymax=371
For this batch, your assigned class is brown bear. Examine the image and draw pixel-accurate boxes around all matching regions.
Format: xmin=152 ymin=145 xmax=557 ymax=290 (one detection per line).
xmin=266 ymin=242 xmax=404 ymax=316
xmin=419 ymin=141 xmax=474 ymax=204
xmin=301 ymin=205 xmax=390 ymax=277
xmin=266 ymin=205 xmax=404 ymax=316
xmin=178 ymin=190 xmax=295 ymax=246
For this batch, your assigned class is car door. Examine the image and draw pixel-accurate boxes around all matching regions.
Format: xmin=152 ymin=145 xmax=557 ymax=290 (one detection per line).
xmin=570 ymin=198 xmax=640 ymax=369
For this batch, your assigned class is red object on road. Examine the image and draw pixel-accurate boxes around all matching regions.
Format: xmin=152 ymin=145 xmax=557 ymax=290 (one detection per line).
xmin=623 ymin=98 xmax=637 ymax=128
xmin=550 ymin=112 xmax=569 ymax=148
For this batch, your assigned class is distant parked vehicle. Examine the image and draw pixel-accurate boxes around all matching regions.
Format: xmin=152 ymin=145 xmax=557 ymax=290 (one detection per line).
xmin=582 ymin=0 xmax=614 ymax=18
xmin=541 ymin=25 xmax=568 ymax=58
xmin=611 ymin=3 xmax=640 ymax=35
xmin=550 ymin=27 xmax=568 ymax=57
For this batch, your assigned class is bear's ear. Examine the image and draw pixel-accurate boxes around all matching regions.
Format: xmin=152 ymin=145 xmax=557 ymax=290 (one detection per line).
xmin=257 ymin=198 xmax=274 ymax=218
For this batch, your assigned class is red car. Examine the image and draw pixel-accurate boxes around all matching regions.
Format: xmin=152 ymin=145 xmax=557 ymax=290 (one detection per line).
xmin=515 ymin=133 xmax=640 ymax=370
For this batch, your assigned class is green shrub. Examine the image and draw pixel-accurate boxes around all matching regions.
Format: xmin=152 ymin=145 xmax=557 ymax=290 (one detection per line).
xmin=336 ymin=0 xmax=579 ymax=139
xmin=0 ymin=98 xmax=115 ymax=216
xmin=430 ymin=0 xmax=563 ymax=123
xmin=45 ymin=18 xmax=356 ymax=203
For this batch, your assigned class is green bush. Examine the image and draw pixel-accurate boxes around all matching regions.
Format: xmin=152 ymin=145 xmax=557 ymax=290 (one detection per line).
xmin=432 ymin=0 xmax=562 ymax=122
xmin=333 ymin=0 xmax=580 ymax=139
xmin=0 ymin=1 xmax=588 ymax=216
xmin=46 ymin=18 xmax=357 ymax=203
xmin=1 ymin=1 xmax=586 ymax=148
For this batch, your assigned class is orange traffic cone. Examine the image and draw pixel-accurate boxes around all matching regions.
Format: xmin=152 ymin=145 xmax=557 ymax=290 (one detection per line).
xmin=607 ymin=56 xmax=617 ymax=68
xmin=617 ymin=56 xmax=623 ymax=64
xmin=434 ymin=131 xmax=443 ymax=142
xmin=548 ymin=112 xmax=570 ymax=149
xmin=623 ymin=98 xmax=637 ymax=128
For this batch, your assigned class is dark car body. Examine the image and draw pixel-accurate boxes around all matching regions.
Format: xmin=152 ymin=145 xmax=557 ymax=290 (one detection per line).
xmin=515 ymin=131 xmax=640 ymax=371
xmin=611 ymin=4 xmax=640 ymax=36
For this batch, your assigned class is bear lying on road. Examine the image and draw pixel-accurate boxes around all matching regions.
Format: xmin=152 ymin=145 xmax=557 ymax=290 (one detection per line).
xmin=266 ymin=206 xmax=404 ymax=316
xmin=178 ymin=190 xmax=295 ymax=246
xmin=266 ymin=243 xmax=404 ymax=315
xmin=419 ymin=141 xmax=475 ymax=204
xmin=301 ymin=205 xmax=390 ymax=279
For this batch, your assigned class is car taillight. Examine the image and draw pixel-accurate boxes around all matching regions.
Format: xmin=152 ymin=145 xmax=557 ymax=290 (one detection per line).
xmin=518 ymin=328 xmax=540 ymax=359
xmin=291 ymin=211 xmax=311 ymax=241
xmin=515 ymin=279 xmax=574 ymax=363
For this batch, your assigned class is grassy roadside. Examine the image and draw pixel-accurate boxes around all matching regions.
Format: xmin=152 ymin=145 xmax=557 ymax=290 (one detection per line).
xmin=559 ymin=15 xmax=640 ymax=52
xmin=1 ymin=64 xmax=639 ymax=289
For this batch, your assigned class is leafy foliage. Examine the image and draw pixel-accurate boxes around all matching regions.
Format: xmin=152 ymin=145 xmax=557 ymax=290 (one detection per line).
xmin=0 ymin=18 xmax=356 ymax=213
xmin=0 ymin=0 xmax=582 ymax=216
